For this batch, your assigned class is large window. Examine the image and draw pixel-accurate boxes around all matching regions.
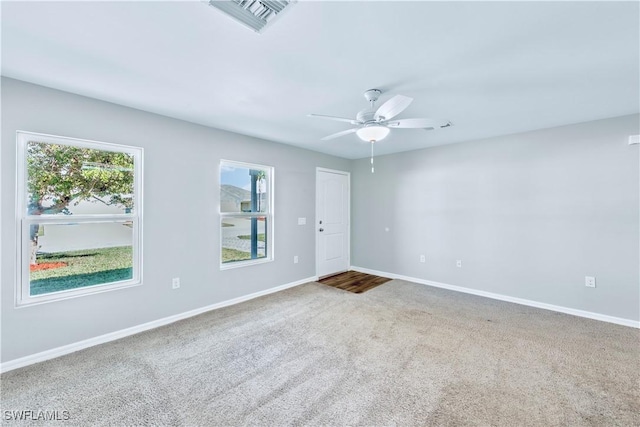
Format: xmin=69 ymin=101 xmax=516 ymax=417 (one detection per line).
xmin=16 ymin=131 xmax=143 ymax=306
xmin=220 ymin=160 xmax=273 ymax=268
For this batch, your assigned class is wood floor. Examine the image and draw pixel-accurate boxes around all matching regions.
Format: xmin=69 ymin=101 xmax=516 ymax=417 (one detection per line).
xmin=318 ymin=270 xmax=391 ymax=293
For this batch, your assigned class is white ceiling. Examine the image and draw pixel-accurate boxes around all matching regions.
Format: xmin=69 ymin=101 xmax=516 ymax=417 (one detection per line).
xmin=2 ymin=1 xmax=639 ymax=159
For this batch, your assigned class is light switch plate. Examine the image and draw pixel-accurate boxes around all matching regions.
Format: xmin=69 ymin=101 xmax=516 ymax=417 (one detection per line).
xmin=298 ymin=217 xmax=306 ymax=225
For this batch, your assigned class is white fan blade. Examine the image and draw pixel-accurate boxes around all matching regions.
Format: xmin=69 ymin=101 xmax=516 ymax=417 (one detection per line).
xmin=374 ymin=95 xmax=413 ymax=121
xmin=321 ymin=128 xmax=358 ymax=141
xmin=308 ymin=114 xmax=359 ymax=125
xmin=386 ymin=118 xmax=452 ymax=129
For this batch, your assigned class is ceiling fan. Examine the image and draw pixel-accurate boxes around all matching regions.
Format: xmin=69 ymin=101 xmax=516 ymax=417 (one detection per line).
xmin=308 ymin=89 xmax=452 ymax=143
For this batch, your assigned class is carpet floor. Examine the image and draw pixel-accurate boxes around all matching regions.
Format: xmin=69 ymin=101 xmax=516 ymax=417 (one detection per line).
xmin=1 ymin=280 xmax=639 ymax=426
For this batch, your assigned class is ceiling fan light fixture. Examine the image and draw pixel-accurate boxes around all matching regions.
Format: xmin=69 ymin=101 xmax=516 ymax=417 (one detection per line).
xmin=310 ymin=89 xmax=452 ymax=143
xmin=356 ymin=125 xmax=390 ymax=142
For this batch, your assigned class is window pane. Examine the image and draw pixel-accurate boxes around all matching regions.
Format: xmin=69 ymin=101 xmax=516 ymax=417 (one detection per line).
xmin=29 ymin=221 xmax=134 ymax=296
xmin=221 ymin=164 xmax=268 ymax=213
xmin=26 ymin=141 xmax=135 ymax=216
xmin=221 ymin=216 xmax=267 ymax=264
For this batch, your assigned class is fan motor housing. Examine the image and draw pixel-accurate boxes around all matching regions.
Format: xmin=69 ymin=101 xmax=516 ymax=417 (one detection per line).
xmin=356 ymin=109 xmax=377 ymax=123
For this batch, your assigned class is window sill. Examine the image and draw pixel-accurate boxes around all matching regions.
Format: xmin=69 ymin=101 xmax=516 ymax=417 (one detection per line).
xmin=16 ymin=279 xmax=142 ymax=308
xmin=220 ymin=257 xmax=273 ymax=271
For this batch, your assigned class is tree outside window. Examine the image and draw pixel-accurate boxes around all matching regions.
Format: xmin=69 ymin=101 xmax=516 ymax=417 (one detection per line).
xmin=17 ymin=132 xmax=142 ymax=305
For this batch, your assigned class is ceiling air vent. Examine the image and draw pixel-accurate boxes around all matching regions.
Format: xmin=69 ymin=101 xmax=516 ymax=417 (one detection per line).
xmin=206 ymin=0 xmax=296 ymax=33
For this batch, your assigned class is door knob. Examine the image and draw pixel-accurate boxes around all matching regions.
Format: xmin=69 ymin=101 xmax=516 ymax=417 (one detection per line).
xmin=319 ymin=228 xmax=324 ymax=232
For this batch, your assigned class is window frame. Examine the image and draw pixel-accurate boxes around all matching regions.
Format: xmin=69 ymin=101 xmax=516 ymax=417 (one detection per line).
xmin=15 ymin=131 xmax=143 ymax=307
xmin=219 ymin=160 xmax=274 ymax=270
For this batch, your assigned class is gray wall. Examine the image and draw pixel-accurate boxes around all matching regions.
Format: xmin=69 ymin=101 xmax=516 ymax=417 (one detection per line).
xmin=1 ymin=78 xmax=350 ymax=362
xmin=2 ymin=77 xmax=638 ymax=364
xmin=352 ymin=115 xmax=640 ymax=322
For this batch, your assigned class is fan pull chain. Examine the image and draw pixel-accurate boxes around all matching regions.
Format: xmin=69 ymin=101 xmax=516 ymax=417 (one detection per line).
xmin=370 ymin=141 xmax=375 ymax=173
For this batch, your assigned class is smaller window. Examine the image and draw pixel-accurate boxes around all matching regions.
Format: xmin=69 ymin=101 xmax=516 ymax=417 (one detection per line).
xmin=16 ymin=131 xmax=143 ymax=306
xmin=220 ymin=160 xmax=273 ymax=268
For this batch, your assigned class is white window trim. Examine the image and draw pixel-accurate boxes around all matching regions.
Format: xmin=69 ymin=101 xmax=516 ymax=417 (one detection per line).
xmin=15 ymin=131 xmax=144 ymax=307
xmin=220 ymin=159 xmax=274 ymax=270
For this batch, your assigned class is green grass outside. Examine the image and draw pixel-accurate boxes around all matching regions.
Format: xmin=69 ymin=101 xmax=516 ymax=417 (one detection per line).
xmin=222 ymin=247 xmax=251 ymax=263
xmin=237 ymin=233 xmax=266 ymax=242
xmin=30 ymin=246 xmax=133 ymax=295
xmin=221 ymin=247 xmax=266 ymax=263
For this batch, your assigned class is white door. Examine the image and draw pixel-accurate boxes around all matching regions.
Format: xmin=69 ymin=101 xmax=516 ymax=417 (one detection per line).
xmin=316 ymin=168 xmax=350 ymax=278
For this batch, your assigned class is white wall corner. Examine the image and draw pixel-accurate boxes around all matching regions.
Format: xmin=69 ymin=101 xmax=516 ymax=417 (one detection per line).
xmin=629 ymin=135 xmax=640 ymax=145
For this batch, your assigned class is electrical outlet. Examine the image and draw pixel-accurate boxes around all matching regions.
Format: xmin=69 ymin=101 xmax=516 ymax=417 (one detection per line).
xmin=293 ymin=255 xmax=299 ymax=264
xmin=585 ymin=276 xmax=596 ymax=288
xmin=297 ymin=217 xmax=306 ymax=225
xmin=420 ymin=255 xmax=426 ymax=263
xmin=172 ymin=277 xmax=180 ymax=289
xmin=456 ymin=260 xmax=462 ymax=268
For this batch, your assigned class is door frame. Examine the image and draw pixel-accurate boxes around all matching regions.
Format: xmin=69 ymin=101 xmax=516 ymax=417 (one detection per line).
xmin=315 ymin=167 xmax=351 ymax=279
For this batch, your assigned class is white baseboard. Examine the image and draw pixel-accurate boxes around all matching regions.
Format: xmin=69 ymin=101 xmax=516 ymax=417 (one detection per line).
xmin=350 ymin=266 xmax=640 ymax=329
xmin=0 ymin=276 xmax=316 ymax=373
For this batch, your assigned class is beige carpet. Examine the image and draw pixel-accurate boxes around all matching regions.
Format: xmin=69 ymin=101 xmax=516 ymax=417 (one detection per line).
xmin=2 ymin=280 xmax=639 ymax=426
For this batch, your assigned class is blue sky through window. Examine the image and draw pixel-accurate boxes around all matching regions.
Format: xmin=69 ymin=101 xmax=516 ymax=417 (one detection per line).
xmin=221 ymin=165 xmax=266 ymax=192
xmin=221 ymin=165 xmax=251 ymax=190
